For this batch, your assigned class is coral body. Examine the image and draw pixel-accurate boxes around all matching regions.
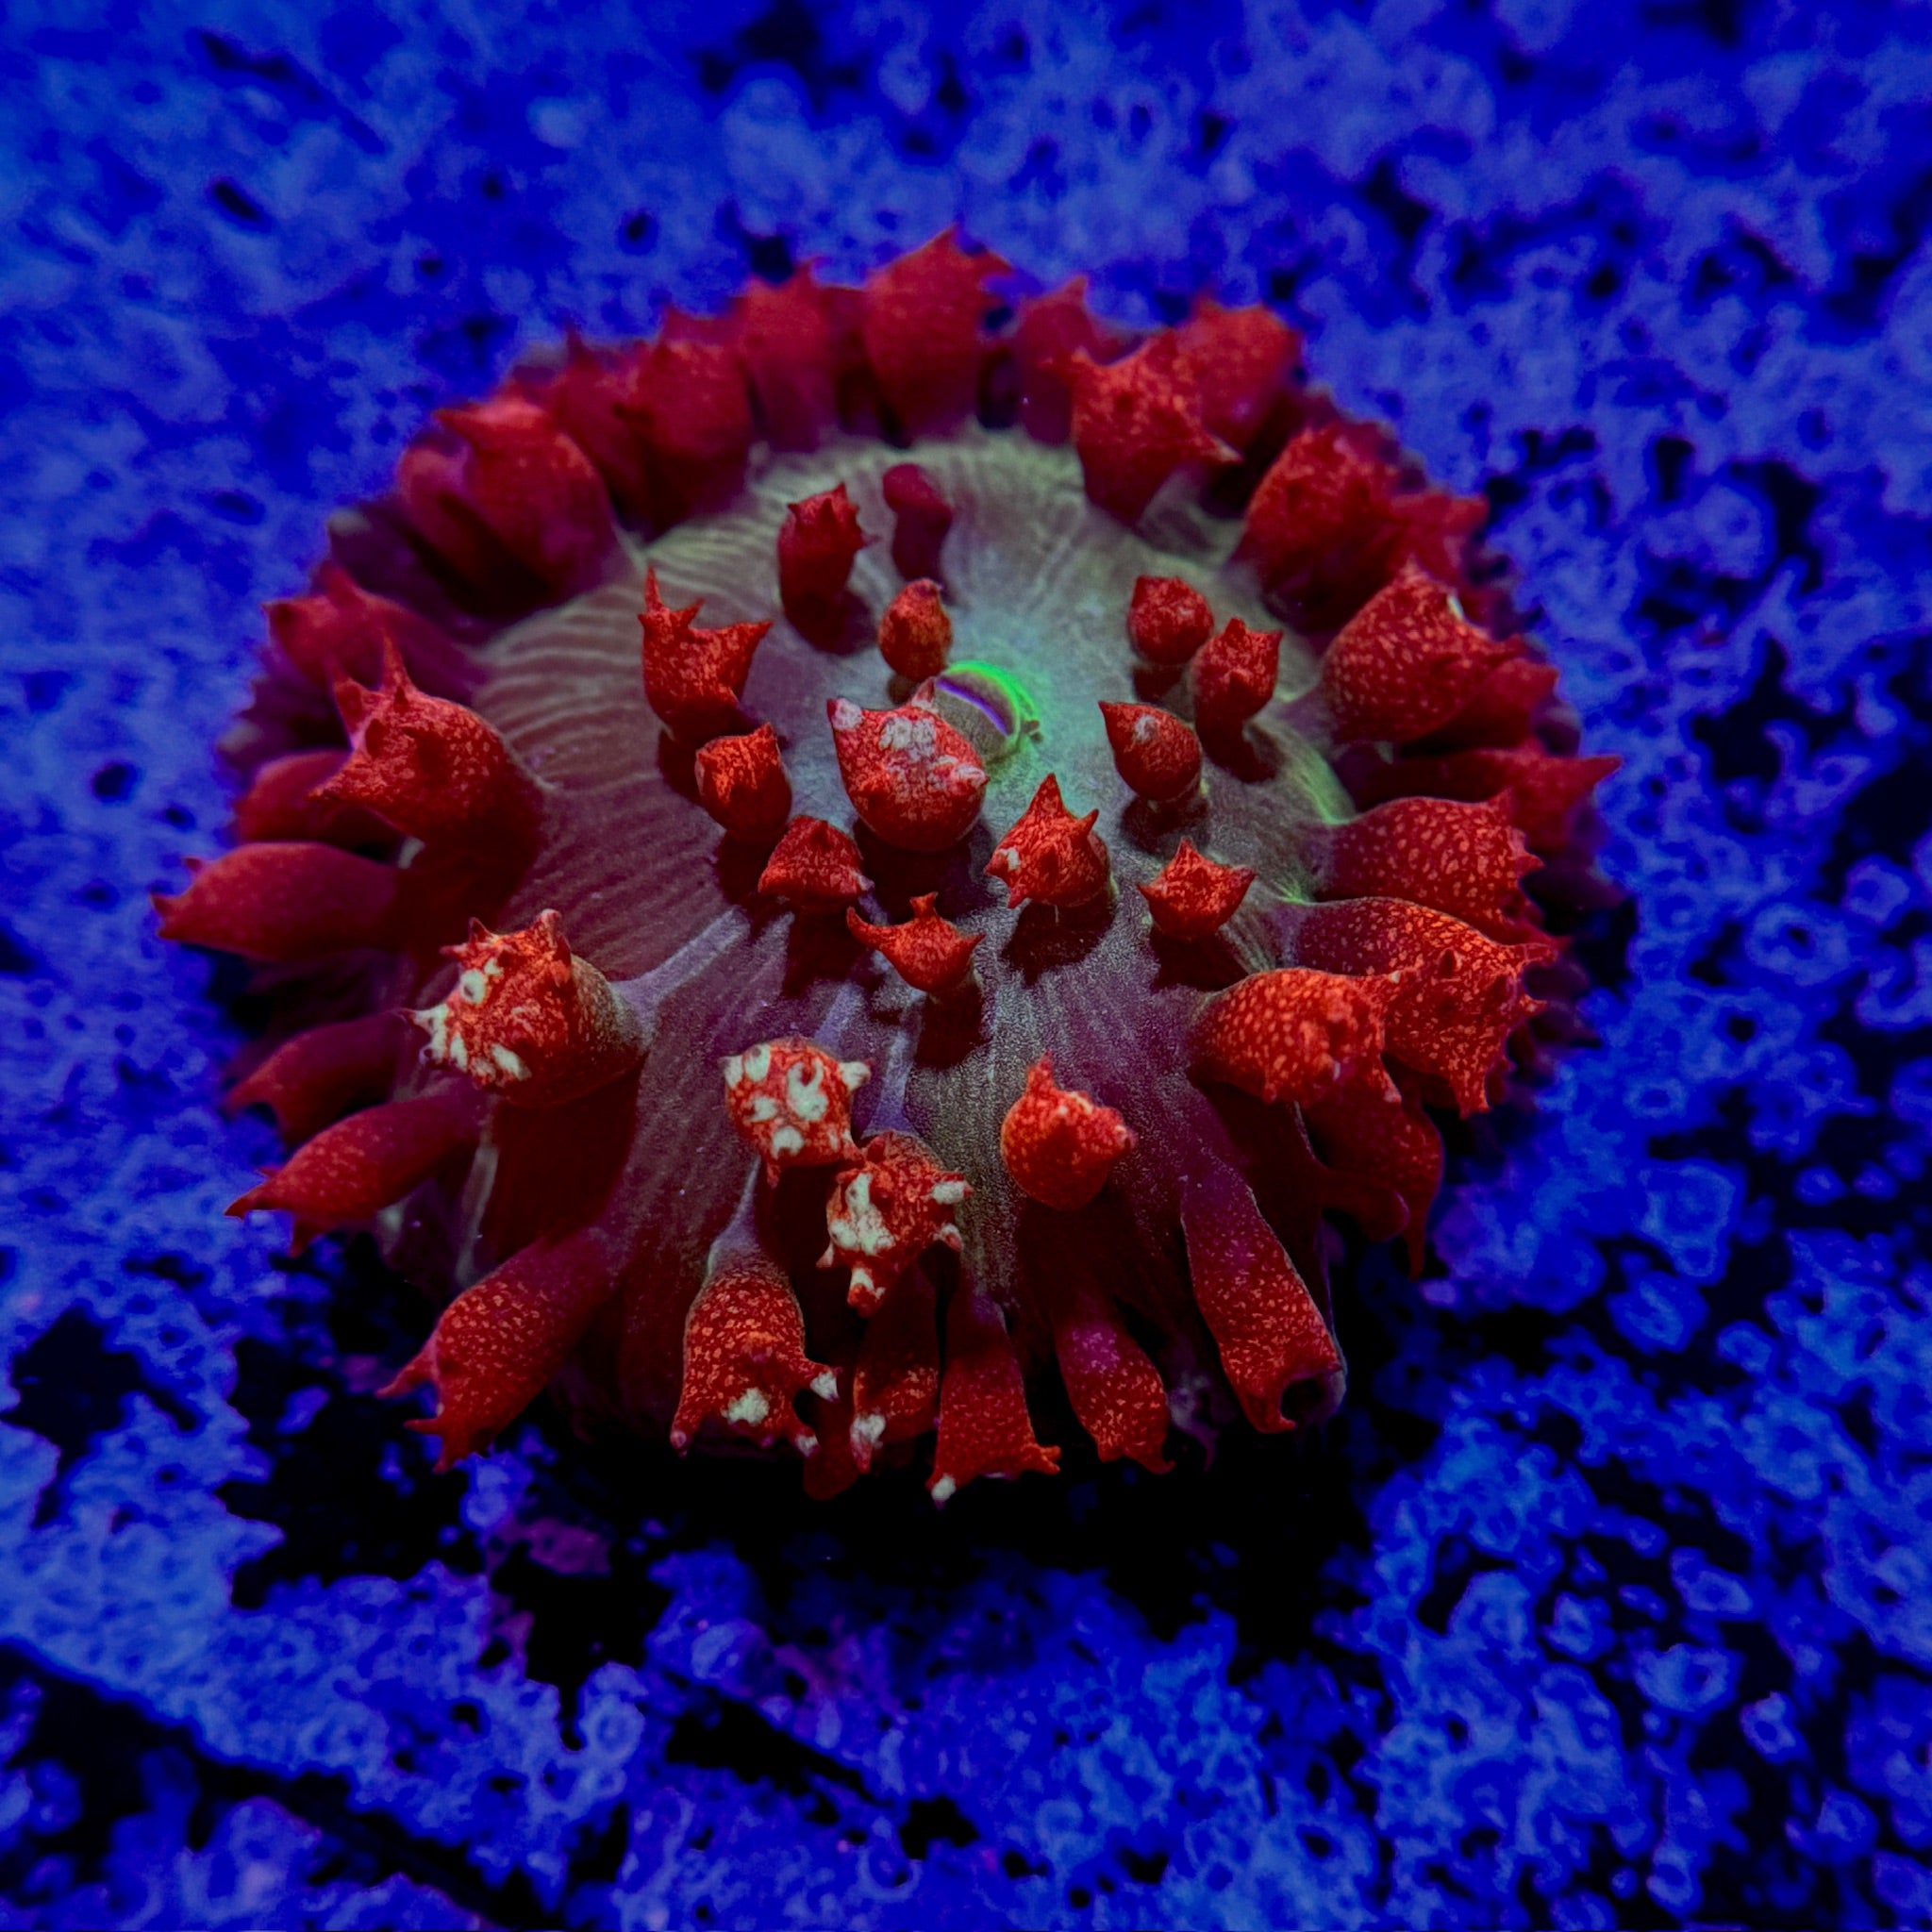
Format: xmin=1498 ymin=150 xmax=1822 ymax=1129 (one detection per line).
xmin=160 ymin=236 xmax=1611 ymax=1504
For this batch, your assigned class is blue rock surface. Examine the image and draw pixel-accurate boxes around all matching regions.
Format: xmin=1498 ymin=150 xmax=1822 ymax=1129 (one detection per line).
xmin=2 ymin=1 xmax=1929 ymax=1924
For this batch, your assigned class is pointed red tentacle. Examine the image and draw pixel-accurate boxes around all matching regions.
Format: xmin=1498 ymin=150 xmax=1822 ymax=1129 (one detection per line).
xmin=265 ymin=560 xmax=467 ymax=693
xmin=1012 ymin=277 xmax=1123 ymax=444
xmin=232 ymin=749 xmax=384 ymax=847
xmin=985 ymin=774 xmax=1109 ymax=908
xmin=999 ymin=1056 xmax=1135 ymax=1211
xmin=1306 ymin=794 xmax=1541 ymax=940
xmin=723 ymin=1037 xmax=870 ymax=1185
xmin=877 ymin=579 xmax=953 ymax=680
xmin=226 ymin=1011 xmax=410 ymax=1144
xmin=1274 ymin=897 xmax=1550 ymax=1116
xmin=1305 ymin=1074 xmax=1444 ymax=1277
xmin=1176 ymin=296 xmax=1303 ymax=454
xmin=1191 ymin=967 xmax=1402 ymax=1108
xmin=1138 ymin=841 xmax=1255 ymax=941
xmin=384 ymin=1227 xmax=617 ymax=1469
xmin=820 ymin=1131 xmax=968 ymax=1313
xmin=1318 ymin=565 xmax=1518 ymax=745
xmin=1067 ymin=331 xmax=1234 ymax=523
xmin=410 ymin=909 xmax=645 ymax=1108
xmin=1181 ymin=1163 xmax=1343 ymax=1435
xmin=859 ymin=229 xmax=1010 ymax=435
xmin=618 ymin=337 xmax=755 ymax=524
xmin=227 ymin=1086 xmax=482 ymax=1252
xmin=778 ymin=482 xmax=869 ymax=618
xmin=1126 ymin=574 xmax=1214 ymax=667
xmin=694 ymin=724 xmax=792 ymax=843
xmin=845 ymin=893 xmax=980 ymax=995
xmin=880 ymin=464 xmax=955 ymax=581
xmin=733 ymin=267 xmax=839 ymax=451
xmin=312 ymin=638 xmax=541 ymax=850
xmin=928 ymin=1285 xmax=1060 ymax=1502
xmin=1100 ymin=702 xmax=1202 ymax=804
xmin=758 ymin=816 xmax=873 ymax=912
xmin=672 ymin=1243 xmax=834 ymax=1456
xmin=1043 ymin=1263 xmax=1173 ymax=1472
xmin=1347 ymin=744 xmax=1622 ymax=853
xmin=153 ymin=843 xmax=402 ymax=961
xmin=1191 ymin=617 xmax=1283 ymax=735
xmin=850 ymin=1270 xmax=941 ymax=1471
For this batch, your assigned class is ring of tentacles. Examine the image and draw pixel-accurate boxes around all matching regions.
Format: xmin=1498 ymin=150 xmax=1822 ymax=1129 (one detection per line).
xmin=158 ymin=231 xmax=1617 ymax=1503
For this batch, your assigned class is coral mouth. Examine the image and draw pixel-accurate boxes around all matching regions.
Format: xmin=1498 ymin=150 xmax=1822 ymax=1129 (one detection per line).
xmin=163 ymin=239 xmax=1615 ymax=1503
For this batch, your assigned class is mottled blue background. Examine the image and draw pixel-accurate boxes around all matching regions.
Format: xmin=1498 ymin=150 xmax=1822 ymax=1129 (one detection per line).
xmin=4 ymin=1 xmax=1931 ymax=1924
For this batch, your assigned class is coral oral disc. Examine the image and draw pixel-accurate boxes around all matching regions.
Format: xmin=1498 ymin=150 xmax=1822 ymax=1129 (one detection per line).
xmin=162 ymin=227 xmax=1613 ymax=1498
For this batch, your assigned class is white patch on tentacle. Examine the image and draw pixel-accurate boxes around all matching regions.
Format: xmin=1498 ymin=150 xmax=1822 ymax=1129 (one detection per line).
xmin=929 ymin=1475 xmax=957 ymax=1506
xmin=743 ymin=1041 xmax=772 ymax=1084
xmin=786 ymin=1059 xmax=828 ymax=1122
xmin=829 ymin=699 xmax=863 ymax=733
xmin=878 ymin=712 xmax=938 ymax=759
xmin=489 ymin=1043 xmax=529 ymax=1081
xmin=723 ymin=1389 xmax=770 ymax=1427
xmin=723 ymin=1053 xmax=745 ymax=1089
xmin=852 ymin=1412 xmax=886 ymax=1452
xmin=770 ymin=1124 xmax=805 ymax=1158
xmin=929 ymin=1179 xmax=969 ymax=1206
xmin=828 ymin=1172 xmax=893 ymax=1257
xmin=749 ymin=1094 xmax=778 ymax=1123
xmin=810 ymin=1371 xmax=838 ymax=1402
xmin=837 ymin=1059 xmax=870 ymax=1091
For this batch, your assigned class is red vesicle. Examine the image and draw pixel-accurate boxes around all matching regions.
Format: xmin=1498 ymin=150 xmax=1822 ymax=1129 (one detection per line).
xmin=877 ymin=578 xmax=953 ymax=681
xmin=311 ymin=637 xmax=539 ymax=849
xmin=1413 ymin=656 xmax=1560 ymax=751
xmin=385 ymin=1228 xmax=617 ymax=1469
xmin=778 ymin=481 xmax=869 ymax=616
xmin=723 ymin=1037 xmax=870 ymax=1184
xmin=880 ymin=463 xmax=954 ymax=580
xmin=1320 ymin=565 xmax=1519 ymax=744
xmin=1126 ymin=574 xmax=1215 ymax=666
xmin=400 ymin=395 xmax=615 ymax=602
xmin=1099 ymin=700 xmax=1203 ymax=802
xmin=411 ymin=909 xmax=645 ymax=1108
xmin=1182 ymin=1164 xmax=1343 ymax=1434
xmin=1139 ymin=840 xmax=1255 ymax=941
xmin=999 ymin=1055 xmax=1135 ymax=1211
xmin=1274 ymin=897 xmax=1550 ymax=1116
xmin=266 ymin=559 xmax=466 ymax=693
xmin=986 ymin=774 xmax=1110 ymax=908
xmin=152 ymin=843 xmax=401 ymax=962
xmin=820 ymin=1131 xmax=970 ymax=1313
xmin=638 ymin=565 xmax=773 ymax=744
xmin=694 ymin=723 xmax=792 ymax=842
xmin=859 ymin=228 xmax=1010 ymax=435
xmin=828 ymin=694 xmax=988 ymax=852
xmin=1012 ymin=276 xmax=1122 ymax=443
xmin=1191 ymin=616 xmax=1283 ymax=733
xmin=227 ymin=1087 xmax=483 ymax=1253
xmin=1176 ymin=295 xmax=1303 ymax=453
xmin=673 ymin=1248 xmax=836 ymax=1456
xmin=845 ymin=893 xmax=981 ymax=994
xmin=757 ymin=816 xmax=873 ymax=911
xmin=1067 ymin=331 xmax=1234 ymax=523
xmin=1191 ymin=967 xmax=1404 ymax=1108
